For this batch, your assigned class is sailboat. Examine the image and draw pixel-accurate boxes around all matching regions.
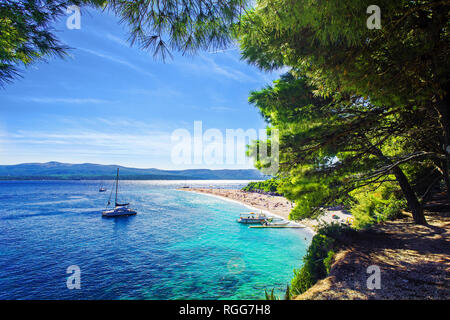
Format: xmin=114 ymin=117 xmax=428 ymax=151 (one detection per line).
xmin=99 ymin=182 xmax=106 ymax=192
xmin=102 ymin=168 xmax=137 ymax=217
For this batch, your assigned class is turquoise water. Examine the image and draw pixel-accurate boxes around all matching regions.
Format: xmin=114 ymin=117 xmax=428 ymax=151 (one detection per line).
xmin=0 ymin=180 xmax=312 ymax=300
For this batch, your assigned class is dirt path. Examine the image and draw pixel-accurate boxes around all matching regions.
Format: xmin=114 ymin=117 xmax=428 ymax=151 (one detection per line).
xmin=295 ymin=212 xmax=450 ymax=299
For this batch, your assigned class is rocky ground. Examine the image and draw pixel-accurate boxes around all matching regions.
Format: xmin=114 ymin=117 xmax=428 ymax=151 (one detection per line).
xmin=295 ymin=210 xmax=450 ymax=299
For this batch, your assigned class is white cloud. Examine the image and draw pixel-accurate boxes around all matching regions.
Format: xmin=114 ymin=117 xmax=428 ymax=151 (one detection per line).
xmin=200 ymin=55 xmax=256 ymax=82
xmin=124 ymin=87 xmax=183 ymax=98
xmin=208 ymin=47 xmax=239 ymax=54
xmin=20 ymin=97 xmax=113 ymax=104
xmin=0 ymin=117 xmax=178 ymax=161
xmin=4 ymin=129 xmax=173 ymax=156
xmin=210 ymin=106 xmax=236 ymax=112
xmin=0 ymin=118 xmax=259 ymax=169
xmin=105 ymin=33 xmax=130 ymax=47
xmin=171 ymin=54 xmax=258 ymax=83
xmin=78 ymin=48 xmax=155 ymax=78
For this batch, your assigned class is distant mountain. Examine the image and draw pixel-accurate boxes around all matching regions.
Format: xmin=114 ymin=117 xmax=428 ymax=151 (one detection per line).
xmin=0 ymin=162 xmax=267 ymax=180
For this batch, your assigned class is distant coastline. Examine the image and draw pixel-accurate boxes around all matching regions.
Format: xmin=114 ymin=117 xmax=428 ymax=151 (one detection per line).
xmin=0 ymin=161 xmax=267 ymax=181
xmin=0 ymin=176 xmax=260 ymax=181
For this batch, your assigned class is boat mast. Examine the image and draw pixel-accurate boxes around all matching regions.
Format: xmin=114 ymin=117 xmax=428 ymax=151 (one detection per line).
xmin=115 ymin=168 xmax=119 ymax=206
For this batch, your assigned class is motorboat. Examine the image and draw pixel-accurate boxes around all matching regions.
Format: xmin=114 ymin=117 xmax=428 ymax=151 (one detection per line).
xmin=237 ymin=212 xmax=268 ymax=224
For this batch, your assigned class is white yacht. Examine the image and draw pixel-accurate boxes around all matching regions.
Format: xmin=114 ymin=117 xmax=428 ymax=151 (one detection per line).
xmin=102 ymin=168 xmax=137 ymax=217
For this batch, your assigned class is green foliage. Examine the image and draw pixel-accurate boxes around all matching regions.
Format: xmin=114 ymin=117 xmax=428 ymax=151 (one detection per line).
xmin=317 ymin=221 xmax=354 ymax=239
xmin=242 ymin=177 xmax=280 ymax=193
xmin=284 ymin=284 xmax=291 ymax=300
xmin=238 ymin=0 xmax=448 ymax=107
xmin=264 ymin=285 xmax=291 ymax=300
xmin=0 ymin=0 xmax=249 ymax=85
xmin=350 ymin=183 xmax=406 ymax=229
xmin=245 ymin=72 xmax=417 ymax=221
xmin=238 ymin=0 xmax=449 ymax=225
xmin=323 ymin=250 xmax=335 ymax=275
xmin=279 ymin=168 xmax=334 ymax=220
xmin=265 ymin=223 xmax=353 ymax=300
xmin=264 ymin=288 xmax=277 ymax=300
xmin=0 ymin=0 xmax=105 ymax=86
xmin=290 ymin=223 xmax=351 ymax=295
xmin=246 ymin=126 xmax=280 ymax=176
xmin=107 ymin=0 xmax=249 ymax=58
xmin=290 ymin=233 xmax=333 ymax=295
xmin=290 ymin=263 xmax=315 ymax=295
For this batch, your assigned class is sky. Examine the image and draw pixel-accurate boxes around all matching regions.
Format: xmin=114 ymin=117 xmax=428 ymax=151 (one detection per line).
xmin=0 ymin=8 xmax=284 ymax=169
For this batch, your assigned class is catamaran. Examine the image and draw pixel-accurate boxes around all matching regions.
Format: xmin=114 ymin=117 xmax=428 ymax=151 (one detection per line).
xmin=102 ymin=168 xmax=137 ymax=217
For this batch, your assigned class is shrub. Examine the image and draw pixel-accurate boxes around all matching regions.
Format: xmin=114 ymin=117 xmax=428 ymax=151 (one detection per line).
xmin=290 ymin=223 xmax=350 ymax=295
xmin=350 ymin=183 xmax=406 ymax=229
xmin=291 ymin=266 xmax=315 ymax=295
xmin=264 ymin=285 xmax=291 ymax=300
xmin=264 ymin=288 xmax=278 ymax=300
xmin=242 ymin=178 xmax=281 ymax=193
xmin=290 ymin=234 xmax=334 ymax=295
xmin=323 ymin=250 xmax=335 ymax=274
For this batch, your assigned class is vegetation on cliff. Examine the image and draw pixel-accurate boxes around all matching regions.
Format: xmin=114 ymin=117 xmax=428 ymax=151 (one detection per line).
xmin=241 ymin=178 xmax=281 ymax=194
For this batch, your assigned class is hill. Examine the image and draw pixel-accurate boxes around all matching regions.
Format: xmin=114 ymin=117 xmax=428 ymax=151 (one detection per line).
xmin=0 ymin=162 xmax=266 ymax=180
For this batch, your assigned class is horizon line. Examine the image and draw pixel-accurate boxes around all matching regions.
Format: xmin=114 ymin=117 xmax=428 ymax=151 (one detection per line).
xmin=0 ymin=161 xmax=260 ymax=171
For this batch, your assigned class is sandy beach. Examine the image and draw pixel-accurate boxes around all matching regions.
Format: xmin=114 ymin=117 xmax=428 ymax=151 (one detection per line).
xmin=178 ymin=187 xmax=353 ymax=233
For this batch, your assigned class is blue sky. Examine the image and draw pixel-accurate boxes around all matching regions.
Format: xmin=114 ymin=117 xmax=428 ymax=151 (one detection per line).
xmin=0 ymin=8 xmax=283 ymax=169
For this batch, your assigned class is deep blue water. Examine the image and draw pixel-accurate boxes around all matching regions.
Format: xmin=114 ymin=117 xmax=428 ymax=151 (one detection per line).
xmin=0 ymin=180 xmax=312 ymax=300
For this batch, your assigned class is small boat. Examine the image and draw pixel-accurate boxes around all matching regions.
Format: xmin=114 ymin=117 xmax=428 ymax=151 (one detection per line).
xmin=102 ymin=168 xmax=137 ymax=217
xmin=99 ymin=181 xmax=107 ymax=192
xmin=274 ymin=221 xmax=290 ymax=226
xmin=249 ymin=225 xmax=305 ymax=229
xmin=237 ymin=212 xmax=268 ymax=224
xmin=257 ymin=217 xmax=290 ymax=227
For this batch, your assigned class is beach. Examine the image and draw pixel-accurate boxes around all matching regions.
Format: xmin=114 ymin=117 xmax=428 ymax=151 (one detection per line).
xmin=178 ymin=187 xmax=353 ymax=233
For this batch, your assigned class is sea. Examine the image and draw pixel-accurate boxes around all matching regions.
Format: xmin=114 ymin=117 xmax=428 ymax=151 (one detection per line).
xmin=0 ymin=180 xmax=312 ymax=300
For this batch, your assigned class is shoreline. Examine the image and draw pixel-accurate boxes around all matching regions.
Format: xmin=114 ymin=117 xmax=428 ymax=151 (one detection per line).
xmin=177 ymin=187 xmax=316 ymax=234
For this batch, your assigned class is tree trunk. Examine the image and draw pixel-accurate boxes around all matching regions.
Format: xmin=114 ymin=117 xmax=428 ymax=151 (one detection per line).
xmin=442 ymin=160 xmax=450 ymax=198
xmin=431 ymin=6 xmax=449 ymax=197
xmin=369 ymin=143 xmax=427 ymax=225
xmin=420 ymin=173 xmax=442 ymax=205
xmin=391 ymin=166 xmax=427 ymax=225
xmin=436 ymin=96 xmax=450 ymax=197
